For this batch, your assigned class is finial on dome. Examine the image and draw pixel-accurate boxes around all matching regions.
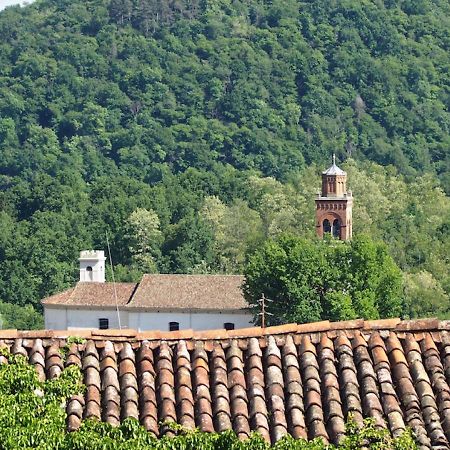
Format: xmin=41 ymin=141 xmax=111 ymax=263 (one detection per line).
xmin=322 ymin=154 xmax=346 ymax=176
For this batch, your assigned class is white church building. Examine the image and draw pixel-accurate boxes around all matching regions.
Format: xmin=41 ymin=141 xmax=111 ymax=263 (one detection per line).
xmin=42 ymin=251 xmax=254 ymax=332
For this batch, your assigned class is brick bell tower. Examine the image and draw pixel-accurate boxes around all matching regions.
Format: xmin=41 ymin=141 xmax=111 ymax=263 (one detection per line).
xmin=315 ymin=155 xmax=353 ymax=240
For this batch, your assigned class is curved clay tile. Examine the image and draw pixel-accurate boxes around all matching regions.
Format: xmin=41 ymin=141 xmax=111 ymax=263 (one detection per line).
xmin=100 ymin=341 xmax=120 ymax=426
xmin=420 ymin=334 xmax=450 ymax=441
xmin=300 ymin=335 xmax=328 ymax=442
xmin=65 ymin=343 xmax=82 ymax=368
xmin=136 ymin=342 xmax=158 ymax=436
xmin=175 ymin=341 xmax=195 ymax=429
xmin=46 ymin=342 xmax=63 ymax=379
xmin=192 ymin=341 xmax=214 ymax=432
xmin=156 ymin=341 xmax=176 ymax=435
xmin=351 ymin=331 xmax=385 ymax=429
xmin=246 ymin=338 xmax=270 ymax=442
xmin=335 ymin=332 xmax=363 ymax=428
xmin=282 ymin=335 xmax=306 ymax=440
xmin=226 ymin=340 xmax=250 ymax=439
xmin=82 ymin=341 xmax=101 ymax=420
xmin=65 ymin=341 xmax=85 ymax=432
xmin=441 ymin=332 xmax=450 ymax=383
xmin=119 ymin=342 xmax=139 ymax=421
xmin=67 ymin=394 xmax=85 ymax=431
xmin=30 ymin=339 xmax=46 ymax=382
xmin=403 ymin=333 xmax=448 ymax=447
xmin=385 ymin=332 xmax=430 ymax=449
xmin=211 ymin=343 xmax=232 ymax=432
xmin=319 ymin=333 xmax=345 ymax=444
xmin=11 ymin=338 xmax=27 ymax=358
xmin=368 ymin=332 xmax=405 ymax=437
xmin=265 ymin=336 xmax=287 ymax=443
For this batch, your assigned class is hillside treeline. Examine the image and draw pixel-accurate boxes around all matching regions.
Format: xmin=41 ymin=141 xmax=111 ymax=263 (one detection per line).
xmin=0 ymin=0 xmax=449 ymax=327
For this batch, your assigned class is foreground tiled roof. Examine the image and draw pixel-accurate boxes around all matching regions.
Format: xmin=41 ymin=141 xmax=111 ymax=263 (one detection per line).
xmin=1 ymin=318 xmax=450 ymax=448
xmin=41 ymin=282 xmax=137 ymax=307
xmin=127 ymin=274 xmax=247 ymax=310
xmin=41 ymin=275 xmax=247 ymax=311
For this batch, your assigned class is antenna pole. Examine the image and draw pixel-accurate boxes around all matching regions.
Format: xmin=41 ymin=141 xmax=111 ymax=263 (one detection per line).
xmin=257 ymin=293 xmax=273 ymax=329
xmin=106 ymin=231 xmax=122 ymax=330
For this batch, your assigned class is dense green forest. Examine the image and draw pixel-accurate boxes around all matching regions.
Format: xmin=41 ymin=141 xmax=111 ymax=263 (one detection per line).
xmin=0 ymin=0 xmax=449 ymax=327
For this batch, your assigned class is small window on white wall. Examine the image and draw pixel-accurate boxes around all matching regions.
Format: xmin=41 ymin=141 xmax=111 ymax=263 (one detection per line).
xmin=169 ymin=321 xmax=179 ymax=331
xmin=99 ymin=318 xmax=109 ymax=329
xmin=224 ymin=322 xmax=235 ymax=331
xmin=86 ymin=266 xmax=93 ymax=281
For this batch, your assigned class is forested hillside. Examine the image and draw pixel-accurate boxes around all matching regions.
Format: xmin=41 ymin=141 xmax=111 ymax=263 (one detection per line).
xmin=0 ymin=0 xmax=449 ymax=327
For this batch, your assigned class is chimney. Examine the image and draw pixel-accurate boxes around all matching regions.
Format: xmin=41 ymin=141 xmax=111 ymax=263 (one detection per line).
xmin=79 ymin=250 xmax=106 ymax=283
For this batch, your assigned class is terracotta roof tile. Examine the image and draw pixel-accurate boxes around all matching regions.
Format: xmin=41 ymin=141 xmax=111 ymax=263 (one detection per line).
xmin=403 ymin=334 xmax=448 ymax=447
xmin=100 ymin=341 xmax=120 ymax=426
xmin=193 ymin=342 xmax=214 ymax=433
xmin=175 ymin=341 xmax=195 ymax=429
xmin=211 ymin=343 xmax=232 ymax=432
xmin=136 ymin=342 xmax=158 ymax=435
xmin=128 ymin=274 xmax=247 ymax=311
xmin=319 ymin=334 xmax=345 ymax=443
xmin=335 ymin=333 xmax=363 ymax=429
xmin=7 ymin=318 xmax=450 ymax=444
xmin=42 ymin=282 xmax=136 ymax=307
xmin=246 ymin=338 xmax=270 ymax=441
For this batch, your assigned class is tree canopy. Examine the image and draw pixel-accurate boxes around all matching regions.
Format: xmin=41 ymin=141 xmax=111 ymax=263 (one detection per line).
xmin=0 ymin=0 xmax=449 ymax=327
xmin=244 ymin=235 xmax=404 ymax=325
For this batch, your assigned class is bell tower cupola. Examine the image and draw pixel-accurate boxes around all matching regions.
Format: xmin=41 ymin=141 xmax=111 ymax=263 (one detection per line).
xmin=79 ymin=250 xmax=106 ymax=282
xmin=315 ymin=155 xmax=353 ymax=240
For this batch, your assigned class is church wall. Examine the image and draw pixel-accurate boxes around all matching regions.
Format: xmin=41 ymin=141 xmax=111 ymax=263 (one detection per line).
xmin=44 ymin=306 xmax=253 ymax=331
xmin=45 ymin=307 xmax=129 ymax=330
xmin=128 ymin=310 xmax=253 ymax=331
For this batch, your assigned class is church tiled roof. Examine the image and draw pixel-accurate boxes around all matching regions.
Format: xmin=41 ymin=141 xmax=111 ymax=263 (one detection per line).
xmin=1 ymin=318 xmax=450 ymax=447
xmin=127 ymin=274 xmax=247 ymax=311
xmin=41 ymin=282 xmax=137 ymax=307
xmin=41 ymin=275 xmax=247 ymax=311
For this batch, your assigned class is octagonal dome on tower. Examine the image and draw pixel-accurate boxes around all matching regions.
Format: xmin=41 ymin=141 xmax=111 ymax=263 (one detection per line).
xmin=322 ymin=154 xmax=346 ymax=176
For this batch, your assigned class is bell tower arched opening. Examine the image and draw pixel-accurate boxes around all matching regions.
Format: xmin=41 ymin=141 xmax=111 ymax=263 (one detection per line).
xmin=332 ymin=219 xmax=340 ymax=238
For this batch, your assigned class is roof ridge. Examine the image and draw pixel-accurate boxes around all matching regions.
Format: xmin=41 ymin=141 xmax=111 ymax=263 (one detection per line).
xmin=126 ymin=281 xmax=140 ymax=305
xmin=3 ymin=318 xmax=449 ymax=341
xmin=142 ymin=273 xmax=244 ymax=277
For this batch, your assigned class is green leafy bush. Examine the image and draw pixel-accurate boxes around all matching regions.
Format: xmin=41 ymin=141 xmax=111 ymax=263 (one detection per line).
xmin=0 ymin=350 xmax=418 ymax=449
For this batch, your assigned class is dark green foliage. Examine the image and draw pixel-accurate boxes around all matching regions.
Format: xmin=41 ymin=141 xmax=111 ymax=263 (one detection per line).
xmin=244 ymin=235 xmax=404 ymax=325
xmin=0 ymin=351 xmax=418 ymax=449
xmin=0 ymin=301 xmax=43 ymax=329
xmin=0 ymin=0 xmax=449 ymax=320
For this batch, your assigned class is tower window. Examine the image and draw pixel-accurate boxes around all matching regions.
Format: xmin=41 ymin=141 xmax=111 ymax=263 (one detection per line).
xmin=99 ymin=318 xmax=109 ymax=330
xmin=224 ymin=322 xmax=235 ymax=330
xmin=169 ymin=321 xmax=179 ymax=331
xmin=323 ymin=219 xmax=331 ymax=233
xmin=332 ymin=219 xmax=340 ymax=238
xmin=86 ymin=266 xmax=93 ymax=281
